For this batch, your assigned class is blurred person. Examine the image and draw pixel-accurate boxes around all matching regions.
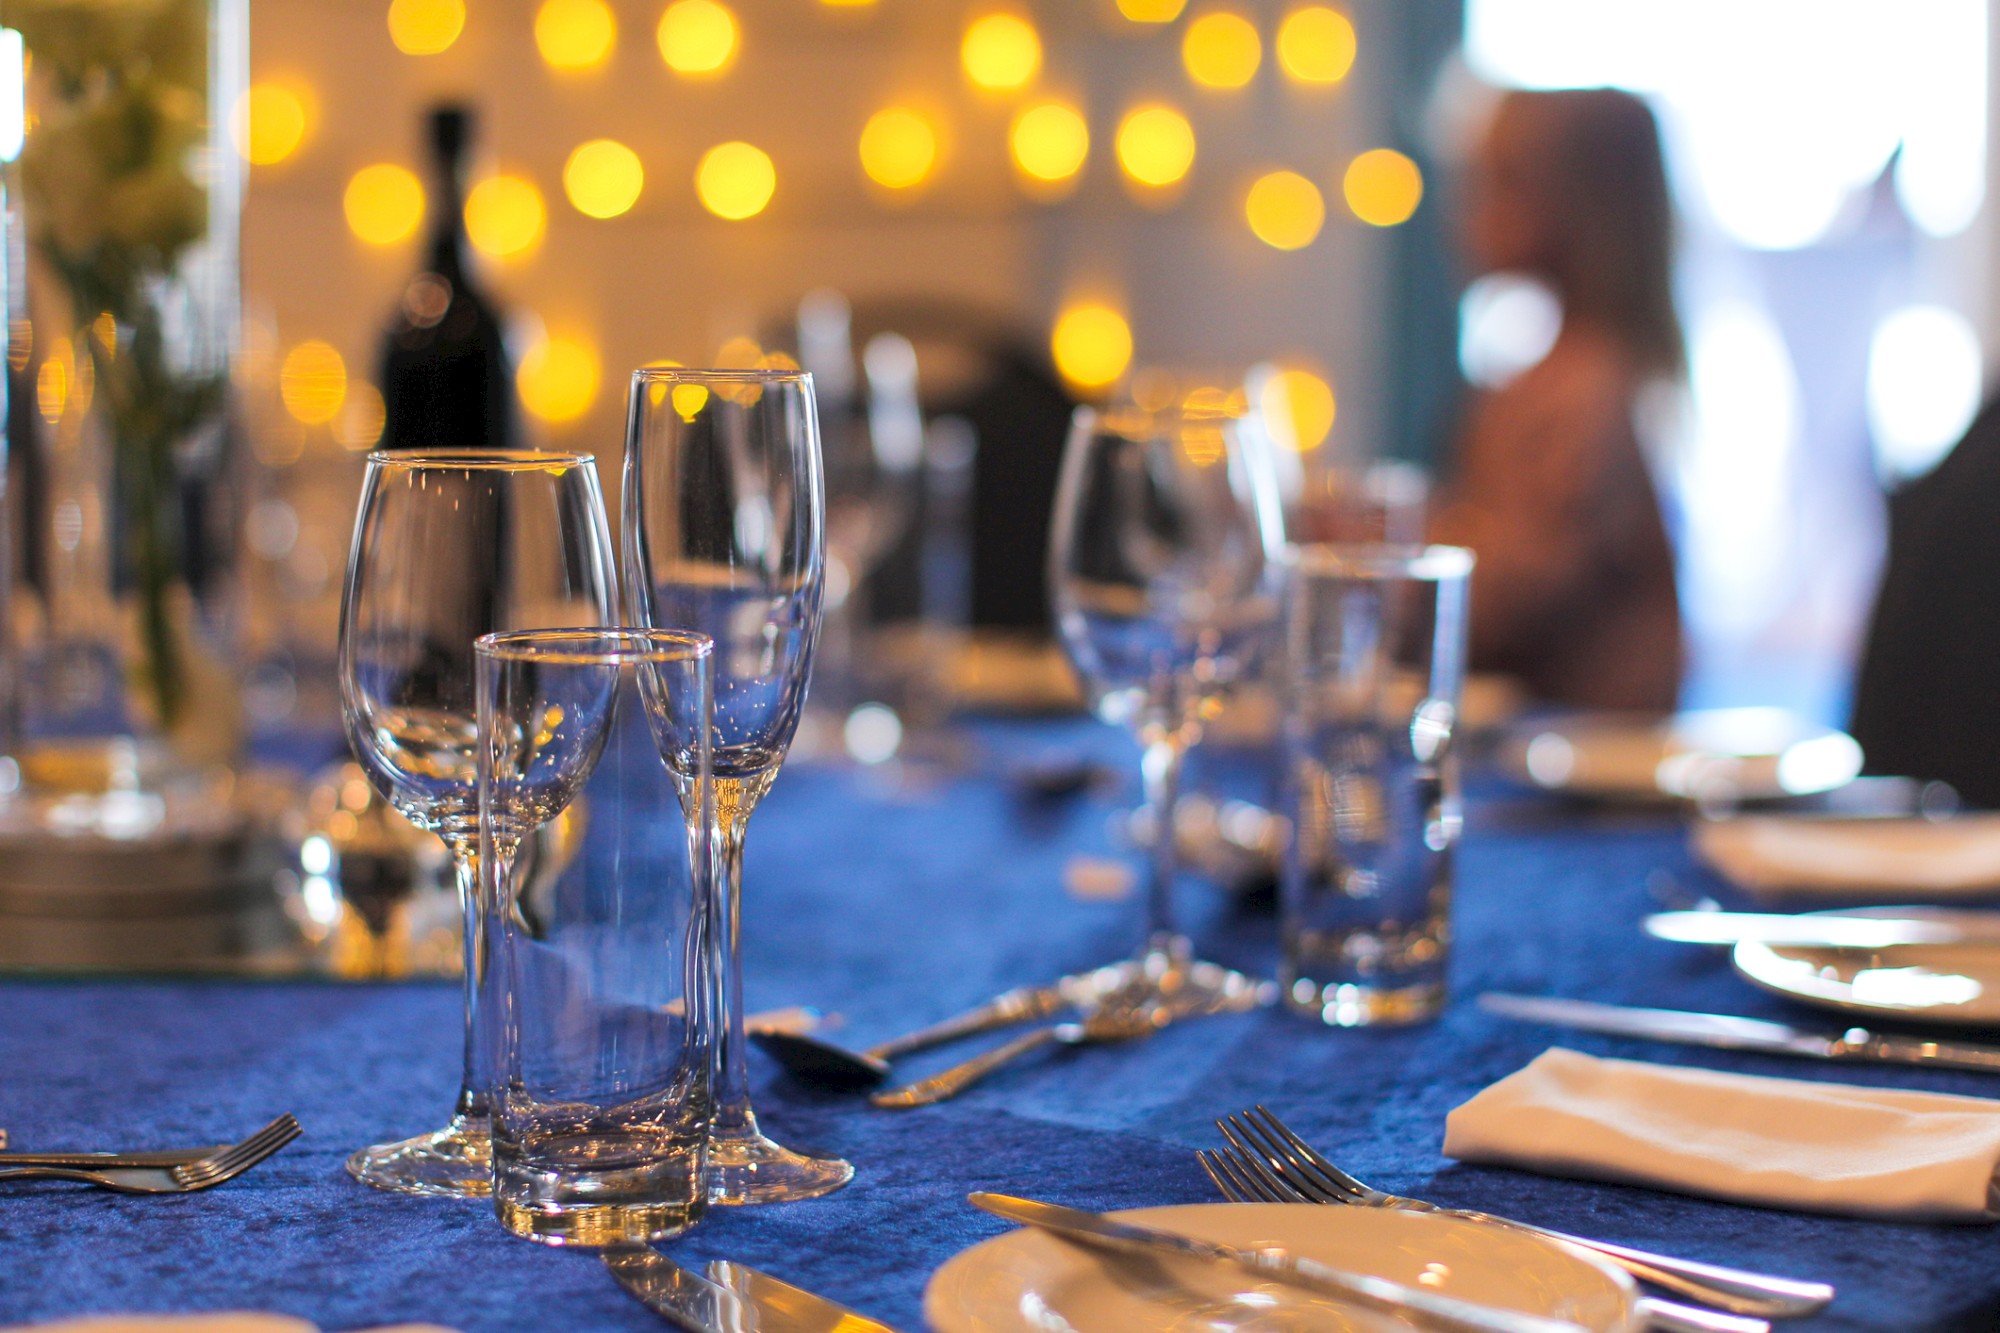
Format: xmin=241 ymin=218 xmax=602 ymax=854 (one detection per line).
xmin=1430 ymin=88 xmax=1683 ymax=712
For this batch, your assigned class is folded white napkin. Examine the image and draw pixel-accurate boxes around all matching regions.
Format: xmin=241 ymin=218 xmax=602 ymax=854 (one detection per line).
xmin=1693 ymin=814 xmax=2000 ymax=898
xmin=1443 ymin=1047 xmax=2000 ymax=1219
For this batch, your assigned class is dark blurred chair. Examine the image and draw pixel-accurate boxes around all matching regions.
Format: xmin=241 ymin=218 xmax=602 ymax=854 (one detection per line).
xmin=1849 ymin=394 xmax=2000 ymax=807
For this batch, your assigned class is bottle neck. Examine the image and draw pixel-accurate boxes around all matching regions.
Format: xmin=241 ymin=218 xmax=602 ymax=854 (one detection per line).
xmin=427 ymin=156 xmax=471 ymax=283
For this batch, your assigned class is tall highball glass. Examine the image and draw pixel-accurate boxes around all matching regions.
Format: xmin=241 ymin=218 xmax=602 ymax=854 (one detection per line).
xmin=622 ymin=367 xmax=851 ymax=1203
xmin=1049 ymin=403 xmax=1287 ymax=1014
xmin=478 ymin=629 xmax=717 ymax=1246
xmin=339 ymin=451 xmax=615 ymax=1196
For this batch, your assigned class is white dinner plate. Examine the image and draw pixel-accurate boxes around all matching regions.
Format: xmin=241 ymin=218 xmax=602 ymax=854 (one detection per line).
xmin=1496 ymin=707 xmax=1862 ymax=804
xmin=924 ymin=1202 xmax=1642 ymax=1333
xmin=1734 ymin=907 xmax=2000 ymax=1024
xmin=1694 ymin=814 xmax=2000 ymax=899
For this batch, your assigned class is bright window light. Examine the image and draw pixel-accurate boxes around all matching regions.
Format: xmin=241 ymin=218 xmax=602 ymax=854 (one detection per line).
xmin=1867 ymin=305 xmax=1983 ymax=480
xmin=1457 ymin=273 xmax=1560 ymax=388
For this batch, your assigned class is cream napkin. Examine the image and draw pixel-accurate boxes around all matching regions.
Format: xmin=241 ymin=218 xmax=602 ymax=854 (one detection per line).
xmin=1443 ymin=1047 xmax=2000 ymax=1219
xmin=1692 ymin=814 xmax=2000 ymax=898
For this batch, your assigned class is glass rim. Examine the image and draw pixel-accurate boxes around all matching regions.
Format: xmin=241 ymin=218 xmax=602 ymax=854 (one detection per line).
xmin=475 ymin=627 xmax=714 ymax=665
xmin=1287 ymin=542 xmax=1474 ymax=581
xmin=630 ymin=366 xmax=812 ymax=386
xmin=365 ymin=449 xmax=595 ymax=472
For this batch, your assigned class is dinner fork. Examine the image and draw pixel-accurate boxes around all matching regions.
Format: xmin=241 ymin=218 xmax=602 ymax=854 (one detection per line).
xmin=1207 ymin=1107 xmax=1830 ymax=1320
xmin=0 ymin=1114 xmax=300 ymax=1193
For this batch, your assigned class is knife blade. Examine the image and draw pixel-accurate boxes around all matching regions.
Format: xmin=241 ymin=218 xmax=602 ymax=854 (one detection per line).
xmin=968 ymin=1192 xmax=1588 ymax=1333
xmin=604 ymin=1247 xmax=906 ymax=1333
xmin=1645 ymin=910 xmax=2000 ymax=949
xmin=1479 ymin=993 xmax=2000 ymax=1072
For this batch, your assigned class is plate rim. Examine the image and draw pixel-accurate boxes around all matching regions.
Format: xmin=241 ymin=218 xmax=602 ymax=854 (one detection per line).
xmin=922 ymin=1199 xmax=1645 ymax=1333
xmin=1733 ymin=906 xmax=2000 ymax=1024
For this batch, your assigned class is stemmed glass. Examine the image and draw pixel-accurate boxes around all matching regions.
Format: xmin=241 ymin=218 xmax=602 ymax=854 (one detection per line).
xmin=1048 ymin=403 xmax=1287 ymax=1015
xmin=622 ymin=366 xmax=851 ymax=1203
xmin=338 ymin=450 xmax=615 ymax=1197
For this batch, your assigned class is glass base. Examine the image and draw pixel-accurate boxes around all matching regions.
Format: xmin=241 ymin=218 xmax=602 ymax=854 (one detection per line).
xmin=706 ymin=1116 xmax=853 ymax=1205
xmin=346 ymin=1113 xmax=491 ymax=1197
xmin=1281 ymin=975 xmax=1445 ymax=1027
xmin=1071 ymin=938 xmax=1275 ymax=1021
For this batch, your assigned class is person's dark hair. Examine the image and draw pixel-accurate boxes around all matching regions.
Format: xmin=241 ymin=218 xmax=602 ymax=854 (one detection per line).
xmin=1505 ymin=87 xmax=1684 ymax=379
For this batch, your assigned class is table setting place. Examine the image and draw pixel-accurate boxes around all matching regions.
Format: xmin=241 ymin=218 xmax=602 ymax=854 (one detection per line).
xmin=18 ymin=369 xmax=2000 ymax=1333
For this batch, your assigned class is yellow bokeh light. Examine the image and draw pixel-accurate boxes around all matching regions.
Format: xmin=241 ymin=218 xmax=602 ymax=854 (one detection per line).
xmin=1245 ymin=169 xmax=1324 ymax=249
xmin=1115 ymin=105 xmax=1196 ymax=188
xmin=695 ymin=142 xmax=775 ymax=220
xmin=961 ymin=13 xmax=1041 ymax=92
xmin=334 ymin=382 xmax=387 ymax=451
xmin=1051 ymin=304 xmax=1133 ymax=391
xmin=1010 ymin=101 xmax=1089 ymax=183
xmin=1117 ymin=0 xmax=1187 ymax=20
xmin=1277 ymin=6 xmax=1356 ymax=85
xmin=37 ymin=338 xmax=69 ymax=423
xmin=518 ymin=334 xmax=602 ymax=424
xmin=820 ymin=0 xmax=876 ymax=6
xmin=465 ymin=175 xmax=548 ymax=258
xmin=564 ymin=139 xmax=644 ymax=218
xmin=280 ymin=340 xmax=348 ymax=426
xmin=1182 ymin=12 xmax=1261 ymax=90
xmin=536 ymin=0 xmax=617 ymax=71
xmin=1259 ymin=367 xmax=1336 ymax=452
xmin=387 ymin=0 xmax=465 ymax=55
xmin=231 ymin=83 xmax=309 ymax=166
xmin=671 ymin=383 xmax=710 ymax=420
xmin=1343 ymin=148 xmax=1423 ymax=226
xmin=859 ymin=106 xmax=938 ymax=191
xmin=344 ymin=164 xmax=425 ymax=246
xmin=657 ymin=0 xmax=739 ymax=77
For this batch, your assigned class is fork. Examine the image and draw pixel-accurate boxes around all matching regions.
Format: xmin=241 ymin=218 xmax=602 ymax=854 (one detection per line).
xmin=0 ymin=1115 xmax=300 ymax=1169
xmin=0 ymin=1114 xmax=300 ymax=1193
xmin=1207 ymin=1107 xmax=1830 ymax=1320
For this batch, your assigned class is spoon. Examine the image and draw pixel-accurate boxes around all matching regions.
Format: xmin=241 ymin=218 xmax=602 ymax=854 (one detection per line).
xmin=752 ymin=981 xmax=1075 ymax=1090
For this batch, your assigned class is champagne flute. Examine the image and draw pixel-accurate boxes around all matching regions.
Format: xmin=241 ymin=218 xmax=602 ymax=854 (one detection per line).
xmin=339 ymin=450 xmax=614 ymax=1197
xmin=622 ymin=366 xmax=851 ymax=1204
xmin=1048 ymin=403 xmax=1286 ymax=1015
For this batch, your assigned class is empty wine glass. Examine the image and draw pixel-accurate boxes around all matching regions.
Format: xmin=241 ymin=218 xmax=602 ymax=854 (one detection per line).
xmin=623 ymin=366 xmax=851 ymax=1204
xmin=1048 ymin=402 xmax=1286 ymax=1016
xmin=338 ymin=450 xmax=614 ymax=1197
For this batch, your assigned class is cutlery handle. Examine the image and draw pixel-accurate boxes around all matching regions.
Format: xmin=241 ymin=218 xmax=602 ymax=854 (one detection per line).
xmin=1637 ymin=1298 xmax=1771 ymax=1333
xmin=870 ymin=1027 xmax=1059 ymax=1107
xmin=1536 ymin=1228 xmax=1832 ymax=1318
xmin=0 ymin=1146 xmax=222 ymax=1168
xmin=866 ymin=985 xmax=1068 ymax=1061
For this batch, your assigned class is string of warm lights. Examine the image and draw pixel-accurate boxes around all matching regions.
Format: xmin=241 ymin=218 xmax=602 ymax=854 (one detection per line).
xmin=245 ymin=1 xmax=1387 ymax=442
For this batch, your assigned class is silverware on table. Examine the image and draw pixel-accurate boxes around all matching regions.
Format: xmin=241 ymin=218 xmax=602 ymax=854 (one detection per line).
xmin=1203 ymin=1105 xmax=1828 ymax=1325
xmin=604 ymin=1246 xmax=907 ymax=1332
xmin=1480 ymin=992 xmax=2000 ymax=1073
xmin=869 ymin=1006 xmax=1162 ymax=1108
xmin=754 ymin=980 xmax=1074 ymax=1090
xmin=0 ymin=1114 xmax=300 ymax=1194
xmin=969 ymin=1191 xmax=1590 ymax=1333
xmin=1644 ymin=910 xmax=2000 ymax=950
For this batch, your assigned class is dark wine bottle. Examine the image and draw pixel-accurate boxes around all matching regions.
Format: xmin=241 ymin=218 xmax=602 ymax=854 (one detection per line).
xmin=377 ymin=104 xmax=517 ymax=451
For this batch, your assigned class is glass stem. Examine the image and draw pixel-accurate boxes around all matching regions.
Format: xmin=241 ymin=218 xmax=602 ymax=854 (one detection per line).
xmin=449 ymin=841 xmax=488 ymax=1125
xmin=1139 ymin=730 xmax=1187 ymax=958
xmin=710 ymin=773 xmax=772 ymax=1140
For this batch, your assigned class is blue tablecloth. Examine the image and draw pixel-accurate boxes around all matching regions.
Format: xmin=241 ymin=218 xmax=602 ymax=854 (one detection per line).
xmin=4 ymin=720 xmax=1998 ymax=1331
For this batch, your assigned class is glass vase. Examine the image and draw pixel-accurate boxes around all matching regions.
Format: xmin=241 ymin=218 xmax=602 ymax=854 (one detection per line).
xmin=5 ymin=0 xmax=247 ymax=801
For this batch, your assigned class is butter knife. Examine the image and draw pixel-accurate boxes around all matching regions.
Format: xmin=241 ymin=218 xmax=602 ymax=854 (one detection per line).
xmin=1645 ymin=911 xmax=2000 ymax=949
xmin=603 ymin=1248 xmax=907 ymax=1333
xmin=1480 ymin=993 xmax=2000 ymax=1071
xmin=968 ymin=1192 xmax=1588 ymax=1333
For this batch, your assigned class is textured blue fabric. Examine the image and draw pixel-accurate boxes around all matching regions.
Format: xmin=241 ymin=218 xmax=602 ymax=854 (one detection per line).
xmin=4 ymin=719 xmax=2000 ymax=1331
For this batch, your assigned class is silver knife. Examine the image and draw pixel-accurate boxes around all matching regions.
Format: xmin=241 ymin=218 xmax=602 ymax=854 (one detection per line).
xmin=968 ymin=1192 xmax=1588 ymax=1333
xmin=1480 ymin=993 xmax=2000 ymax=1071
xmin=604 ymin=1248 xmax=908 ymax=1333
xmin=1645 ymin=911 xmax=2000 ymax=949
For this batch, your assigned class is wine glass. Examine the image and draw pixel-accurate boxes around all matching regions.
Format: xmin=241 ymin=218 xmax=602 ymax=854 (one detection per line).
xmin=1048 ymin=402 xmax=1286 ymax=1015
xmin=338 ymin=450 xmax=615 ymax=1197
xmin=622 ymin=366 xmax=851 ymax=1204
